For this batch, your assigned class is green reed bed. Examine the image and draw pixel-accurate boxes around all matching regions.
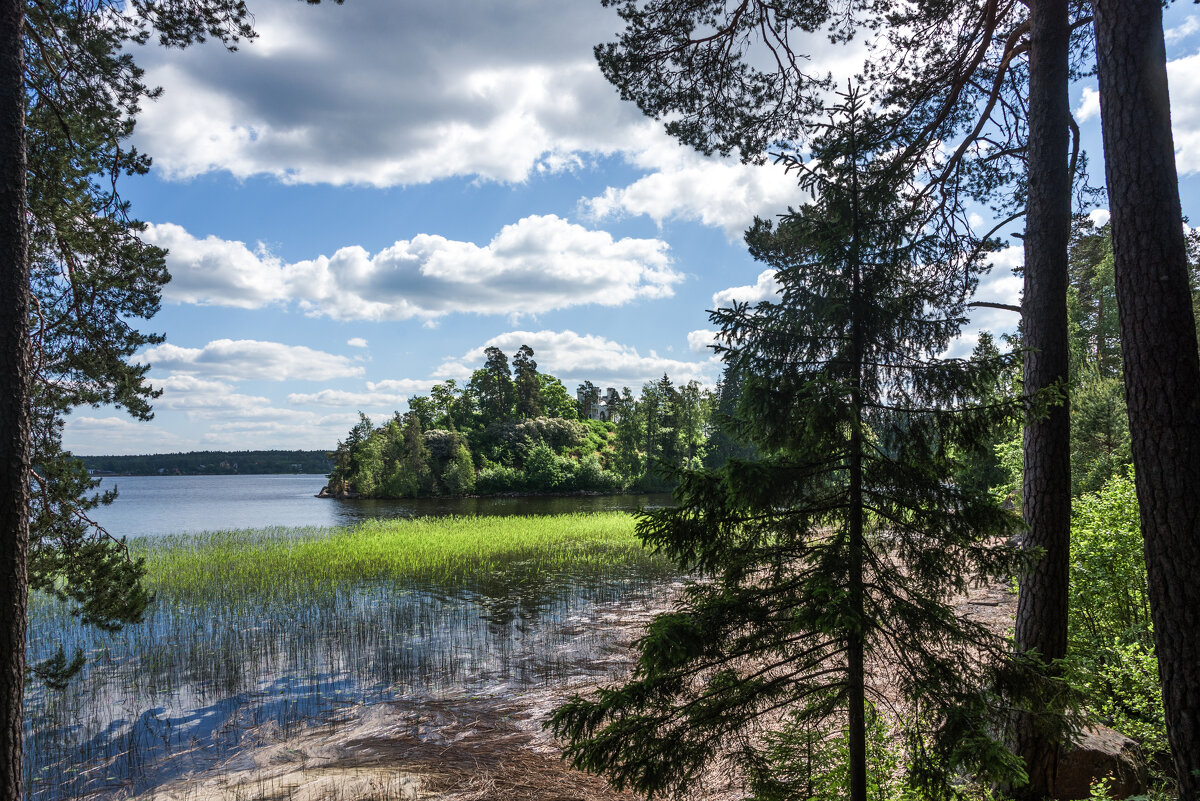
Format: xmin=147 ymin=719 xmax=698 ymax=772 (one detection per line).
xmin=133 ymin=512 xmax=663 ymax=603
xmin=26 ymin=513 xmax=678 ymax=801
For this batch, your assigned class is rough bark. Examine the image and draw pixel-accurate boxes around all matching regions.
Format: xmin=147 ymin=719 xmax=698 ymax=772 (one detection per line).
xmin=0 ymin=0 xmax=28 ymax=796
xmin=1092 ymin=1 xmax=1200 ymax=794
xmin=1014 ymin=0 xmax=1072 ymax=794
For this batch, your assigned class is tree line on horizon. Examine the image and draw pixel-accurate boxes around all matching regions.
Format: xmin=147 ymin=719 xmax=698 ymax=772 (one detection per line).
xmin=80 ymin=450 xmax=334 ymax=476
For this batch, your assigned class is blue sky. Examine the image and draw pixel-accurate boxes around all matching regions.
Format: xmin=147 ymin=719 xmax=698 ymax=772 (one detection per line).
xmin=62 ymin=1 xmax=1200 ymax=455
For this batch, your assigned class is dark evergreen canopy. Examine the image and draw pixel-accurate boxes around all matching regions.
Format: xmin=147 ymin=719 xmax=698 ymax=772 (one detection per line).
xmin=551 ymin=90 xmax=1040 ymax=801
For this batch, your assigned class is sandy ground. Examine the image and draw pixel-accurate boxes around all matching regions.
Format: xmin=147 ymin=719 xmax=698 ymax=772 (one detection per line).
xmin=122 ymin=578 xmax=1018 ymax=801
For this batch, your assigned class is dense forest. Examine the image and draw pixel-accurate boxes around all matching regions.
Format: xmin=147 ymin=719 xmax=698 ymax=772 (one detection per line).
xmin=324 ymin=345 xmax=738 ymax=498
xmin=80 ymin=451 xmax=333 ymax=476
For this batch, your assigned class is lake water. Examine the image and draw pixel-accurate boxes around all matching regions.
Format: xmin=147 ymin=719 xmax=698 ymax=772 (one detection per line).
xmin=29 ymin=475 xmax=680 ymax=799
xmin=89 ymin=473 xmax=674 ymax=537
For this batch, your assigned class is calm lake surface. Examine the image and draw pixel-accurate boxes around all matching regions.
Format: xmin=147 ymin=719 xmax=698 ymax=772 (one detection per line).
xmin=89 ymin=473 xmax=674 ymax=537
xmin=29 ymin=475 xmax=680 ymax=799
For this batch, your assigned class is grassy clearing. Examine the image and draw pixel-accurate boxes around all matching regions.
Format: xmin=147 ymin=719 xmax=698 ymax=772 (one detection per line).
xmin=132 ymin=512 xmax=661 ymax=602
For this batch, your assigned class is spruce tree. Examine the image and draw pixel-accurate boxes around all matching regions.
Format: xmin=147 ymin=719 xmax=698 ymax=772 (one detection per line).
xmin=551 ymin=89 xmax=1033 ymax=800
xmin=473 ymin=347 xmax=516 ymax=422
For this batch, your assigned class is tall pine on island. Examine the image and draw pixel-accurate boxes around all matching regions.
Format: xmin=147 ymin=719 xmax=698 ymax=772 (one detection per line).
xmin=551 ymin=90 xmax=1044 ymax=800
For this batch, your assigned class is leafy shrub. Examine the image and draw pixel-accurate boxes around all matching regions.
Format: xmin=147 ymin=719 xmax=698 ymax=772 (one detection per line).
xmin=424 ymin=429 xmax=466 ymax=464
xmin=573 ymin=453 xmax=623 ymax=492
xmin=476 ymin=465 xmax=527 ymax=494
xmin=524 ymin=441 xmax=570 ymax=491
xmin=485 ymin=416 xmax=587 ymax=452
xmin=441 ymin=443 xmax=476 ymax=496
xmin=1069 ymin=469 xmax=1167 ymax=759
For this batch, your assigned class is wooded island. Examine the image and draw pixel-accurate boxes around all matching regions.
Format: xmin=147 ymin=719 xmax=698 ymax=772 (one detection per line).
xmin=323 ymin=345 xmax=746 ymax=498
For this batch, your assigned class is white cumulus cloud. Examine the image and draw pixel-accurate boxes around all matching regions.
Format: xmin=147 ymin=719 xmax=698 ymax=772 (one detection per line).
xmin=712 ymin=269 xmax=783 ymax=308
xmin=141 ymin=339 xmax=365 ymax=382
xmin=1167 ymin=15 xmax=1200 ymax=44
xmin=436 ymin=329 xmax=717 ymax=389
xmin=131 ymin=0 xmax=649 ymax=187
xmin=582 ymin=151 xmax=804 ymax=239
xmin=1169 ymin=50 xmax=1200 ymax=174
xmin=687 ymin=329 xmax=719 ymax=353
xmin=1075 ymin=86 xmax=1101 ymax=123
xmin=1072 ymin=52 xmax=1200 ymax=175
xmin=144 ymin=216 xmax=681 ymax=321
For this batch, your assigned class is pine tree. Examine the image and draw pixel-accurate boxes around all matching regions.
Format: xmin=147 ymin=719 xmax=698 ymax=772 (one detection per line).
xmin=592 ymin=5 xmax=1091 ymax=783
xmin=1092 ymin=0 xmax=1200 ymax=783
xmin=3 ymin=0 xmax=288 ymax=795
xmin=472 ymin=347 xmax=516 ymax=422
xmin=551 ymin=89 xmax=1034 ymax=801
xmin=513 ymin=344 xmax=542 ymax=419
xmin=576 ymin=380 xmax=599 ymax=419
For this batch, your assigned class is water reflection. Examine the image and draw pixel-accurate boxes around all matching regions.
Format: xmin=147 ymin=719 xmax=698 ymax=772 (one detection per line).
xmin=25 ymin=564 xmax=674 ymax=801
xmin=90 ymin=473 xmax=674 ymax=537
xmin=332 ymin=492 xmax=676 ymax=526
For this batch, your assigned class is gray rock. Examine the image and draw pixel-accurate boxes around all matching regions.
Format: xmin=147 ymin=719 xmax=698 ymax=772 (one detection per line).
xmin=1052 ymin=725 xmax=1147 ymax=800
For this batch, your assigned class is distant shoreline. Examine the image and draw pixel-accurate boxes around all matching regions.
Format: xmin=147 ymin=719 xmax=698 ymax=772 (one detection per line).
xmin=80 ymin=449 xmax=333 ymax=476
xmin=93 ymin=471 xmax=331 ymax=478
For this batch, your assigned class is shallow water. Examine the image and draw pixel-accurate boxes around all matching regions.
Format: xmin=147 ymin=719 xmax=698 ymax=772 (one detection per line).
xmin=88 ymin=473 xmax=674 ymax=537
xmin=24 ymin=562 xmax=672 ymax=801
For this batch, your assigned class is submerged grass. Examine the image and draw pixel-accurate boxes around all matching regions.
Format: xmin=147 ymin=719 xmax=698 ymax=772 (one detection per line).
xmin=25 ymin=512 xmax=676 ymax=801
xmin=132 ymin=512 xmax=660 ymax=602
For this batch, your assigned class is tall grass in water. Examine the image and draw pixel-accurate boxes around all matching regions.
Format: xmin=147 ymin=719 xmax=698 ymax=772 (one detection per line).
xmin=24 ymin=513 xmax=674 ymax=801
xmin=138 ymin=512 xmax=655 ymax=601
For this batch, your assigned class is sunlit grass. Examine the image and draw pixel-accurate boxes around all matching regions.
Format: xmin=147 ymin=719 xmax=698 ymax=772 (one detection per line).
xmin=133 ymin=512 xmax=660 ymax=602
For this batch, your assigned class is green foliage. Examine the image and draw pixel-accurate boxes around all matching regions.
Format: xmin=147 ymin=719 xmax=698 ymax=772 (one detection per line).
xmin=991 ymin=429 xmax=1023 ymax=510
xmin=29 ymin=645 xmax=87 ymax=692
xmin=1070 ymin=372 xmax=1131 ymax=496
xmin=748 ymin=704 xmax=904 ymax=801
xmin=992 ymin=220 xmax=1138 ymax=504
xmin=539 ymin=374 xmax=579 ymax=420
xmin=1067 ymin=219 xmax=1122 ymax=380
xmin=327 ymin=345 xmax=713 ymax=498
xmin=471 ymin=346 xmax=517 ymax=422
xmin=551 ymin=90 xmax=1030 ymax=800
xmin=1069 ymin=470 xmax=1167 ymax=758
xmin=441 ymin=443 xmax=477 ymax=496
xmin=514 ymin=344 xmax=543 ymax=419
xmin=22 ymin=0 xmax=273 ymax=683
xmin=476 ymin=465 xmax=527 ymax=494
xmin=524 ymin=441 xmax=569 ymax=491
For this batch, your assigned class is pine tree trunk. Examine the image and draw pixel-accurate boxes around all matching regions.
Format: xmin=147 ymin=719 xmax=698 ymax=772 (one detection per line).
xmin=1014 ymin=0 xmax=1072 ymax=794
xmin=0 ymin=0 xmax=29 ymax=796
xmin=1091 ymin=1 xmax=1200 ymax=793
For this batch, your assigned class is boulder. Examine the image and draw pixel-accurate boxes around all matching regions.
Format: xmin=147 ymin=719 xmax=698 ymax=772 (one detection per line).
xmin=1052 ymin=725 xmax=1147 ymax=800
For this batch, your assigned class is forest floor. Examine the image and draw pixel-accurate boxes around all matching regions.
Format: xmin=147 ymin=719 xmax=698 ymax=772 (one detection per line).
xmin=126 ymin=579 xmax=1017 ymax=801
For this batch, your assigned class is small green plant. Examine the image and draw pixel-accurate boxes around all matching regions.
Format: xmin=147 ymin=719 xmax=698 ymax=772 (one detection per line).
xmin=1069 ymin=470 xmax=1168 ymax=762
xmin=748 ymin=703 xmax=904 ymax=801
